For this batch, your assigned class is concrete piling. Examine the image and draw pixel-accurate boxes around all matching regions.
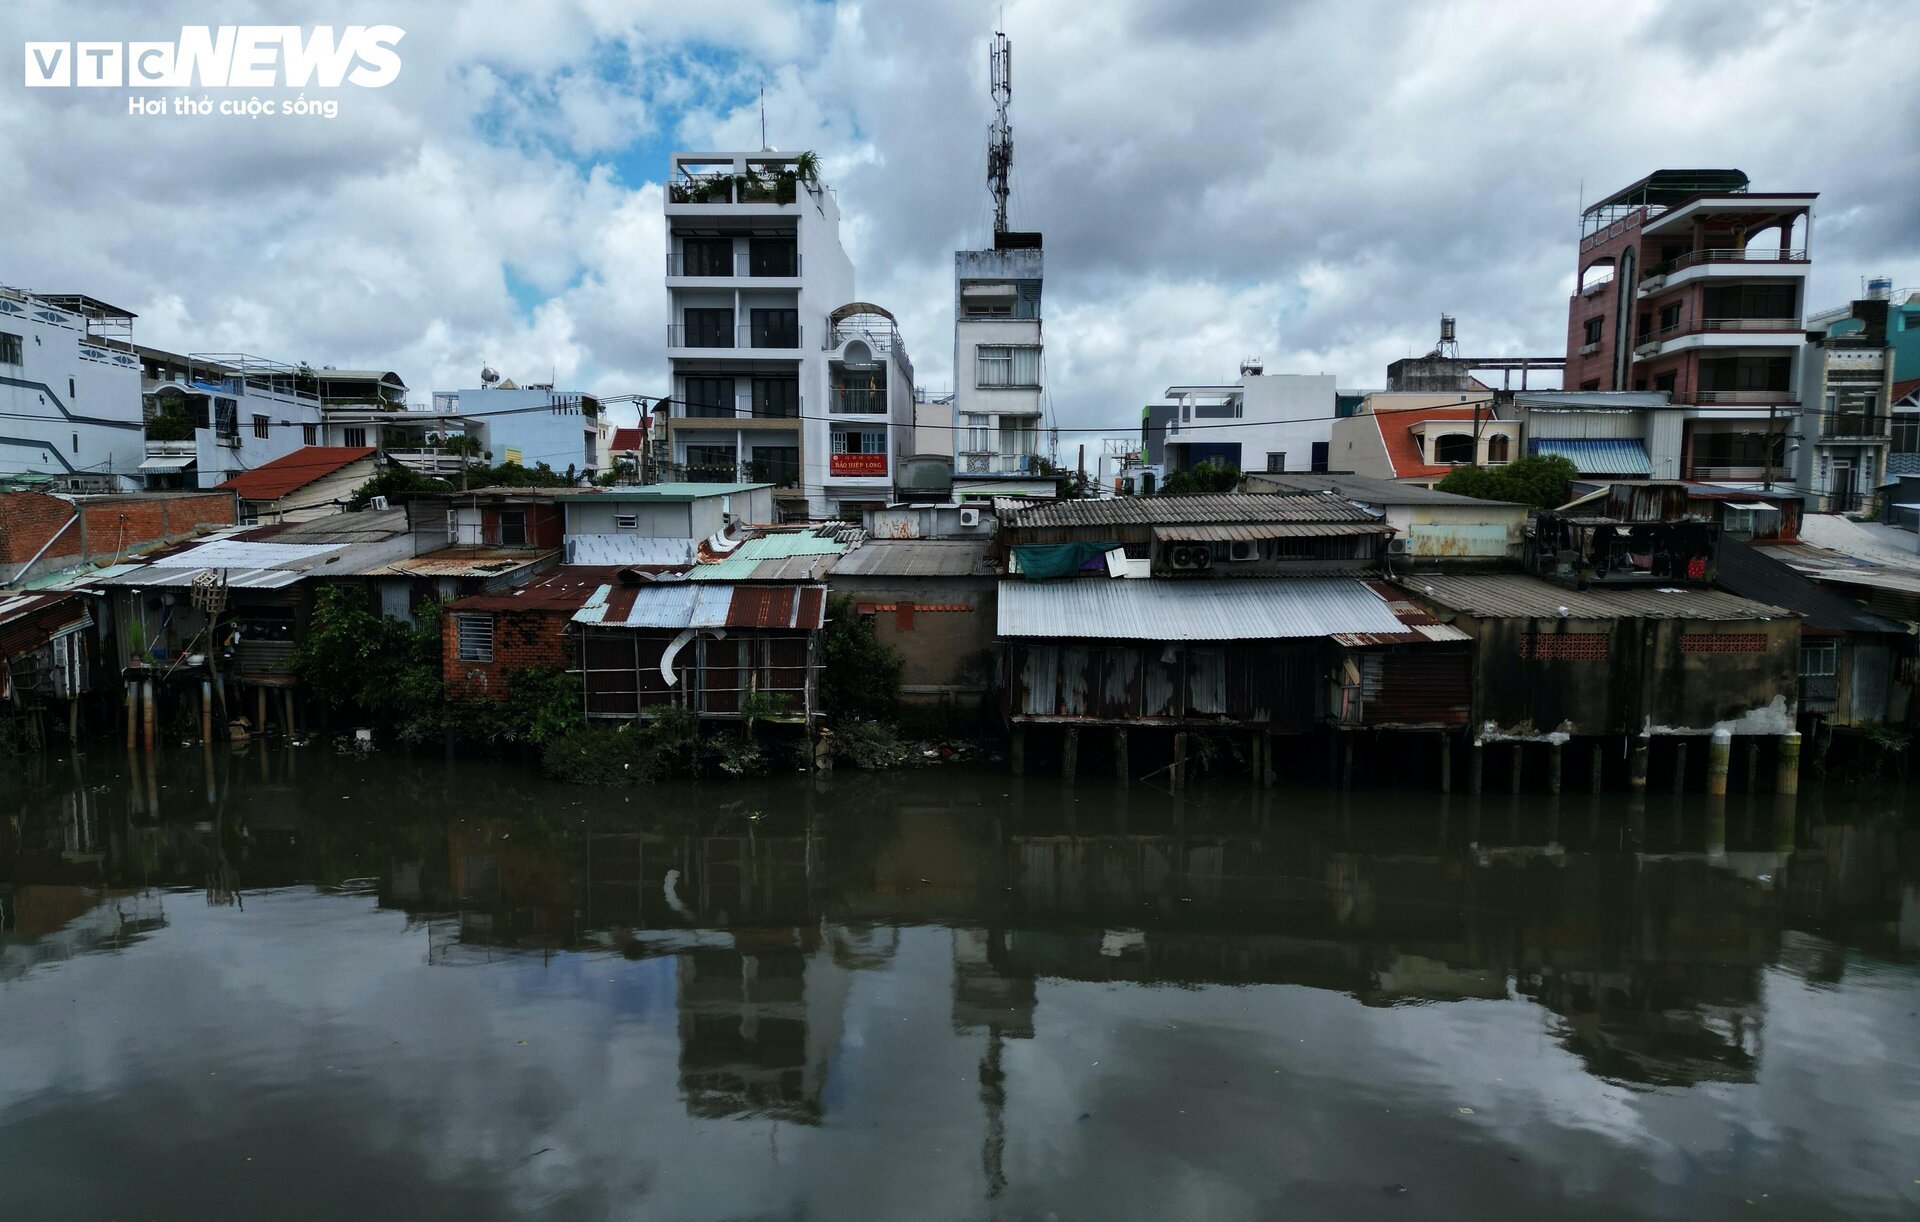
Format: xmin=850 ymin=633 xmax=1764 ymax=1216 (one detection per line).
xmin=1010 ymin=727 xmax=1025 ymax=777
xmin=140 ymin=678 xmax=156 ymax=754
xmin=1671 ymin=740 xmax=1688 ymax=794
xmin=1113 ymin=728 xmax=1129 ymax=784
xmin=1171 ymin=731 xmax=1188 ymax=793
xmin=1509 ymin=743 xmax=1523 ymax=795
xmin=1438 ymin=734 xmax=1452 ymax=793
xmin=200 ymin=680 xmax=213 ymax=745
xmin=1260 ymin=731 xmax=1276 ymax=790
xmin=1060 ymin=727 xmax=1078 ymax=781
xmin=1590 ymin=741 xmax=1604 ymax=794
xmin=1469 ymin=739 xmax=1484 ymax=795
xmin=124 ymin=679 xmax=137 ymax=752
xmin=1629 ymin=735 xmax=1649 ymax=793
xmin=1706 ymin=728 xmax=1732 ymax=797
xmin=1548 ymin=742 xmax=1563 ymax=795
xmin=1776 ymin=731 xmax=1801 ymax=795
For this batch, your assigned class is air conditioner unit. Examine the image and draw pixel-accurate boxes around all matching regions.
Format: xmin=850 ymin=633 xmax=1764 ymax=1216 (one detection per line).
xmin=1169 ymin=545 xmax=1212 ymax=571
xmin=1385 ymin=537 xmax=1408 ymax=556
xmin=1228 ymin=541 xmax=1257 ymax=562
xmin=370 ymin=495 xmax=390 ymax=511
xmin=959 ymin=507 xmax=981 ymax=528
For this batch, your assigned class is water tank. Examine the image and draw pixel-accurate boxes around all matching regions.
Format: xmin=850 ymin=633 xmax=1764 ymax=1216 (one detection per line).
xmin=893 ymin=454 xmax=954 ymax=501
xmin=1868 ymin=277 xmax=1894 ymax=301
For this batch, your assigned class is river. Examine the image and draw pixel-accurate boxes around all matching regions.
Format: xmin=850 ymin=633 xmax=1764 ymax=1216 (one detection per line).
xmin=2 ymin=746 xmax=1917 ymax=1220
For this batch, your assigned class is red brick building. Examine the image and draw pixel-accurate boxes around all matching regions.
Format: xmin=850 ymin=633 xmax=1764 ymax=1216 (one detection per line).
xmin=0 ymin=489 xmax=236 ymax=583
xmin=441 ymin=567 xmax=615 ymax=697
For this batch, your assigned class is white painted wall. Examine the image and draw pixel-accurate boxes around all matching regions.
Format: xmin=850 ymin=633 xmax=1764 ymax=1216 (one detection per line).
xmin=0 ymin=292 xmax=143 ymax=487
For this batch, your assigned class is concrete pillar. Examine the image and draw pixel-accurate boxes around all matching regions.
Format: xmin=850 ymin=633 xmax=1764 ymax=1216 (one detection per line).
xmin=200 ymin=679 xmax=213 ymax=745
xmin=1469 ymin=739 xmax=1484 ymax=795
xmin=1671 ymin=740 xmax=1688 ymax=795
xmin=124 ymin=678 xmax=137 ymax=752
xmin=1341 ymin=736 xmax=1354 ymax=791
xmin=68 ymin=698 xmax=79 ymax=745
xmin=1261 ymin=731 xmax=1276 ymax=790
xmin=1590 ymin=742 xmax=1604 ymax=794
xmin=1745 ymin=739 xmax=1760 ymax=793
xmin=256 ymin=686 xmax=268 ymax=738
xmin=283 ymin=689 xmax=297 ymax=739
xmin=1510 ymin=742 xmax=1523 ymax=795
xmin=1706 ymin=728 xmax=1732 ymax=796
xmin=1060 ymin=727 xmax=1078 ymax=782
xmin=1548 ymin=742 xmax=1563 ymax=795
xmin=1776 ymin=731 xmax=1801 ymax=795
xmin=1627 ymin=735 xmax=1649 ymax=793
xmin=1439 ymin=733 xmax=1452 ymax=793
xmin=140 ymin=679 xmax=156 ymax=755
xmin=1113 ymin=728 xmax=1130 ymax=784
xmin=1172 ymin=732 xmax=1188 ymax=793
xmin=1010 ymin=726 xmax=1025 ymax=777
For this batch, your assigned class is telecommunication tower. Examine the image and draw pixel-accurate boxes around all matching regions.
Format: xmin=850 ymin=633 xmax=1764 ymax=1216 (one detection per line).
xmin=987 ymin=32 xmax=1013 ymax=234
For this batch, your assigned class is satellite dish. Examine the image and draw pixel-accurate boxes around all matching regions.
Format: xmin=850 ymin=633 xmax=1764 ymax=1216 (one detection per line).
xmin=481 ymin=366 xmax=500 ymax=385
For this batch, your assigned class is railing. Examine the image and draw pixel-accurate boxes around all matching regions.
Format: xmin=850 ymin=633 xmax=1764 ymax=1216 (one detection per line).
xmin=1699 ymin=317 xmax=1801 ymax=332
xmin=1688 ymin=464 xmax=1793 ymax=481
xmin=1641 ymin=247 xmax=1809 ymax=283
xmin=1825 ymin=414 xmax=1890 ymax=439
xmin=825 ymin=323 xmax=901 ymax=352
xmin=144 ymin=438 xmax=196 ymax=456
xmin=1638 ymin=317 xmax=1801 ymax=348
xmin=667 ymin=252 xmax=802 ymax=277
xmin=830 ymin=389 xmax=887 ymax=414
xmin=1578 ymin=272 xmax=1615 ymax=297
xmin=738 ymin=324 xmax=802 ymax=350
xmin=667 ymin=324 xmax=734 ymax=349
xmin=666 ymin=174 xmax=802 ymax=206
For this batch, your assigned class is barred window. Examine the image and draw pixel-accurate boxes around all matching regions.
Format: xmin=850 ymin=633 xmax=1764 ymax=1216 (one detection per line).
xmin=1519 ymin=633 xmax=1609 ymax=660
xmin=1681 ymin=633 xmax=1767 ymax=654
xmin=1800 ymin=639 xmax=1839 ymax=676
xmin=457 ymin=614 xmax=494 ymax=662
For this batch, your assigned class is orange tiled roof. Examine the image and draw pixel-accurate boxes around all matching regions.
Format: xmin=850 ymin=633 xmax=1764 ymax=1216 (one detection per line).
xmin=1373 ymin=406 xmax=1497 ymax=480
xmin=215 ymin=446 xmax=376 ymax=502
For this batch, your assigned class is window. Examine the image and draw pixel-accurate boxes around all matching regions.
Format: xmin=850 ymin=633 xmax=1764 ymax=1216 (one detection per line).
xmin=1582 ymin=317 xmax=1603 ymax=345
xmin=302 ymin=423 xmax=318 ymax=446
xmin=1580 ymin=379 xmax=1602 ymax=391
xmin=252 ymin=414 xmax=269 ymax=440
xmin=1658 ymin=303 xmax=1682 ymax=332
xmin=497 ymin=509 xmax=527 ymax=547
xmin=679 ymin=237 xmax=732 ymax=276
xmin=748 ymin=237 xmax=798 ymax=277
xmin=1893 ymin=415 xmax=1920 ymax=454
xmin=751 ymin=377 xmax=799 ymax=418
xmin=684 ymin=376 xmax=735 ymax=417
xmin=1637 ymin=312 xmax=1651 ymax=341
xmin=456 ymin=615 xmax=495 ymax=663
xmin=212 ymin=397 xmax=239 ymax=438
xmin=976 ymin=345 xmax=1041 ymax=387
xmin=1800 ymin=639 xmax=1839 ymax=677
xmin=343 ymin=426 xmax=367 ymax=447
xmin=0 ymin=332 xmax=21 ymax=365
xmin=749 ymin=307 xmax=799 ymax=348
xmin=833 ymin=429 xmax=887 ymax=454
xmin=614 ymin=512 xmax=639 ymax=529
xmin=1431 ymin=433 xmax=1475 ymax=464
xmin=1654 ymin=372 xmax=1677 ymax=393
xmin=69 ymin=377 xmax=76 ymax=399
xmin=1311 ymin=442 xmax=1330 ymax=472
xmin=684 ymin=444 xmax=737 ymax=480
xmin=71 ymin=432 xmax=79 ymax=454
xmin=683 ymin=307 xmax=733 ymax=348
xmin=751 ymin=445 xmax=799 ymax=486
xmin=1486 ymin=434 xmax=1511 ymax=463
xmin=961 ymin=413 xmax=990 ymax=453
xmin=1265 ymin=452 xmax=1286 ymax=473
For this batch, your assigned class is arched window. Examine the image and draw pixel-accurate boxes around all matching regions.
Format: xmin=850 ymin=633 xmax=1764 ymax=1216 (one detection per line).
xmin=1486 ymin=434 xmax=1511 ymax=464
xmin=1432 ymin=433 xmax=1475 ymax=465
xmin=1580 ymin=258 xmax=1616 ymax=293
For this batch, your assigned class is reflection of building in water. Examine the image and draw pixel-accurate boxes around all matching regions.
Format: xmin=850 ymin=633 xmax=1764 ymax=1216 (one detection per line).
xmin=676 ymin=937 xmax=849 ymax=1124
xmin=951 ymin=928 xmax=1035 ymax=1039
xmin=0 ymin=887 xmax=165 ymax=983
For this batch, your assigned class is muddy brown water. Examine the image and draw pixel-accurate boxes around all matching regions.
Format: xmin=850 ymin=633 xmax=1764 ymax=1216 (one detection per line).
xmin=2 ymin=747 xmax=1917 ymax=1220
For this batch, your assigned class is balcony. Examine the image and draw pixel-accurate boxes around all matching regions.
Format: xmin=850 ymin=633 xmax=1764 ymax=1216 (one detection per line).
xmin=1691 ymin=389 xmax=1797 ymax=406
xmin=1688 ymin=465 xmax=1793 ymax=481
xmin=1823 ymin=414 xmax=1891 ymax=440
xmin=738 ymin=324 xmax=803 ymax=351
xmin=830 ymin=388 xmax=887 ymax=415
xmin=1639 ymin=247 xmax=1809 ymax=295
xmin=1632 ymin=317 xmax=1803 ymax=359
xmin=666 ymin=171 xmax=801 ymax=208
xmin=667 ymin=324 xmax=734 ymax=350
xmin=666 ymin=251 xmax=802 ymax=278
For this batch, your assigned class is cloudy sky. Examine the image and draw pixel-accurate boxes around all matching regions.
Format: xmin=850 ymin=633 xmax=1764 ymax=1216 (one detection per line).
xmin=3 ymin=0 xmax=1917 ymax=436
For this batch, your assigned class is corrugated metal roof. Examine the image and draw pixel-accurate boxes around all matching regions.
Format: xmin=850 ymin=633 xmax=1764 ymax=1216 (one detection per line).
xmin=1404 ymin=573 xmax=1793 ymax=621
xmin=996 ymin=577 xmax=1408 ymax=641
xmin=1003 ymin=494 xmax=1375 ymax=529
xmin=1152 ymin=522 xmax=1395 ymax=542
xmin=91 ymin=566 xmax=306 ymax=590
xmin=1244 ymin=472 xmax=1524 ymax=507
xmin=1713 ymin=540 xmax=1903 ymax=634
xmin=1527 ymin=438 xmax=1653 ymax=476
xmin=558 ymin=482 xmax=769 ymax=502
xmin=572 ymin=582 xmax=826 ymax=629
xmin=833 ymin=540 xmax=997 ymax=577
xmin=688 ymin=531 xmax=853 ymax=581
xmin=373 ymin=547 xmax=558 ymax=577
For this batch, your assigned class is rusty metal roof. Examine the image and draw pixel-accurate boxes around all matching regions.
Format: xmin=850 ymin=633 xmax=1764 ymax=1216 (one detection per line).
xmin=372 ymin=547 xmax=560 ymax=578
xmin=573 ymin=582 xmax=826 ymax=630
xmin=446 ymin=566 xmax=629 ymax=613
xmin=1402 ymin=573 xmax=1794 ymax=621
xmin=1003 ymin=493 xmax=1376 ymax=529
xmin=1329 ymin=580 xmax=1474 ymax=645
xmin=997 ymin=577 xmax=1407 ymax=641
xmin=832 ymin=540 xmax=997 ymax=577
xmin=1151 ymin=522 xmax=1395 ymax=542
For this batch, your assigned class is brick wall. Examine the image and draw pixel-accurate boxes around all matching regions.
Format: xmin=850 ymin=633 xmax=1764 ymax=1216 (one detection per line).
xmin=442 ymin=606 xmax=574 ymax=697
xmin=0 ymin=490 xmax=236 ymax=573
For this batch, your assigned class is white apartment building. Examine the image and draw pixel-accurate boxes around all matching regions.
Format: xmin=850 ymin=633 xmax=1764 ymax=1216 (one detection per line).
xmin=1162 ymin=368 xmax=1337 ymax=476
xmin=953 ymin=233 xmax=1048 ymax=497
xmin=661 ymin=151 xmax=914 ymax=519
xmin=0 ymin=288 xmax=144 ymax=490
xmin=430 ymin=384 xmax=601 ymax=476
xmin=137 ymin=350 xmax=327 ymax=489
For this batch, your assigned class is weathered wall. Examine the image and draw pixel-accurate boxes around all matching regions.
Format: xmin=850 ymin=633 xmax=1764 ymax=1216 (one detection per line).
xmin=830 ymin=574 xmax=996 ymax=702
xmin=0 ymin=490 xmax=236 ymax=581
xmin=1455 ymin=613 xmax=1799 ymax=736
xmin=1005 ymin=639 xmax=1320 ymax=729
xmin=442 ymin=607 xmax=573 ymax=697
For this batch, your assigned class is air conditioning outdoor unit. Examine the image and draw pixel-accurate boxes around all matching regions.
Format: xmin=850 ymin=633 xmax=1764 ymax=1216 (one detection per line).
xmin=370 ymin=495 xmax=390 ymax=511
xmin=1228 ymin=541 xmax=1257 ymax=562
xmin=1168 ymin=545 xmax=1212 ymax=571
xmin=959 ymin=507 xmax=981 ymax=527
xmin=1385 ymin=537 xmax=1408 ymax=556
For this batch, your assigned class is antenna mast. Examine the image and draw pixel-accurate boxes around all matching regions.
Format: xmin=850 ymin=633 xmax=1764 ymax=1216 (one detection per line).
xmin=759 ymin=85 xmax=768 ymax=150
xmin=987 ymin=31 xmax=1013 ymax=234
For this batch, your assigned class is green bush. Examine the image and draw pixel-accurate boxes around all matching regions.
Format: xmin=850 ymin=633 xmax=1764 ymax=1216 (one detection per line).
xmin=537 ymin=708 xmax=710 ymax=785
xmin=295 ymin=588 xmax=444 ymax=734
xmin=820 ymin=595 xmax=902 ymax=723
xmin=1159 ymin=462 xmax=1241 ymax=496
xmin=831 ymin=718 xmax=910 ymax=770
xmin=1435 ymin=454 xmax=1578 ymax=509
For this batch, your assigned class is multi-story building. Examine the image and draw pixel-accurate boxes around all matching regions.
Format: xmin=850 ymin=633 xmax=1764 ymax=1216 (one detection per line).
xmin=137 ymin=350 xmax=325 ymax=490
xmin=1796 ymin=297 xmax=1897 ymax=510
xmin=660 ymin=151 xmax=912 ymax=520
xmin=0 ymin=288 xmax=144 ymax=491
xmin=1162 ymin=367 xmax=1337 ymax=476
xmin=952 ymin=231 xmax=1049 ymax=497
xmin=430 ymin=383 xmax=600 ymax=476
xmin=1566 ymin=169 xmax=1814 ymax=488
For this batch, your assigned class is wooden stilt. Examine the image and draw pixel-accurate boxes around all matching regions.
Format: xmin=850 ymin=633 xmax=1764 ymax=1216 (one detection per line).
xmin=1671 ymin=740 xmax=1688 ymax=794
xmin=1548 ymin=742 xmax=1563 ymax=795
xmin=124 ymin=678 xmax=137 ymax=752
xmin=1060 ymin=727 xmax=1078 ymax=781
xmin=1113 ymin=728 xmax=1129 ymax=785
xmin=140 ymin=678 xmax=156 ymax=755
xmin=1341 ymin=736 xmax=1354 ymax=790
xmin=1469 ymin=739 xmax=1484 ymax=795
xmin=1010 ymin=726 xmax=1025 ymax=777
xmin=1510 ymin=742 xmax=1523 ymax=794
xmin=1745 ymin=739 xmax=1760 ymax=793
xmin=256 ymin=686 xmax=268 ymax=738
xmin=1260 ymin=731 xmax=1276 ymax=790
xmin=1172 ymin=731 xmax=1188 ymax=793
xmin=1629 ymin=735 xmax=1649 ymax=793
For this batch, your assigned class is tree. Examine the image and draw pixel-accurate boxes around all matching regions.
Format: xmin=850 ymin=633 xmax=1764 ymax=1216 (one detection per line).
xmin=819 ymin=595 xmax=901 ymax=723
xmin=1434 ymin=454 xmax=1578 ymax=509
xmin=294 ymin=588 xmax=444 ymax=734
xmin=1159 ymin=462 xmax=1241 ymax=497
xmin=348 ymin=465 xmax=453 ymax=509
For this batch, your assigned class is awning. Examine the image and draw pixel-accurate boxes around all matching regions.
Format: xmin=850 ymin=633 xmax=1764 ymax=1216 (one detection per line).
xmin=137 ymin=455 xmax=196 ymax=471
xmin=1724 ymin=501 xmax=1780 ymax=511
xmin=997 ymin=577 xmax=1407 ymax=641
xmin=1528 ymin=438 xmax=1652 ymax=476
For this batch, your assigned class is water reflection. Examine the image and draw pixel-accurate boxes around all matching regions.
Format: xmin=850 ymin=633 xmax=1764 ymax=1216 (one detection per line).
xmin=2 ymin=750 xmax=1918 ymax=1217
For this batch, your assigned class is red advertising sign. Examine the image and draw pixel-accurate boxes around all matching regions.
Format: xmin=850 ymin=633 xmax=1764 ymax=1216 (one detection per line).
xmin=830 ymin=453 xmax=888 ymax=477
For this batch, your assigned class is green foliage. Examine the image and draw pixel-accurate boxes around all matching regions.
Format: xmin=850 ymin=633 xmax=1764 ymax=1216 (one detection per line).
xmin=819 ymin=595 xmax=901 ymax=723
xmin=537 ymin=709 xmax=708 ymax=785
xmin=1434 ymin=454 xmax=1578 ymax=509
xmin=831 ymin=718 xmax=910 ymax=770
xmin=295 ymin=588 xmax=445 ymax=732
xmin=791 ymin=150 xmax=822 ymax=184
xmin=1033 ymin=456 xmax=1090 ymax=500
xmin=470 ymin=460 xmax=570 ymax=488
xmin=347 ymin=466 xmax=452 ymax=509
xmin=143 ymin=411 xmax=195 ymax=442
xmin=1159 ymin=462 xmax=1241 ymax=497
